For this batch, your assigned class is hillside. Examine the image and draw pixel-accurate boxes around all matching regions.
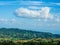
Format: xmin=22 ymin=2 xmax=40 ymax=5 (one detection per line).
xmin=0 ymin=28 xmax=60 ymax=39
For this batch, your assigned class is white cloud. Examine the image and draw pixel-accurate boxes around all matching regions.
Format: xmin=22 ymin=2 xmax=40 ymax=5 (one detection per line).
xmin=30 ymin=1 xmax=43 ymax=5
xmin=15 ymin=7 xmax=60 ymax=23
xmin=0 ymin=18 xmax=8 ymax=22
xmin=56 ymin=17 xmax=60 ymax=22
xmin=40 ymin=7 xmax=54 ymax=19
xmin=51 ymin=2 xmax=60 ymax=6
xmin=15 ymin=7 xmax=53 ymax=20
xmin=0 ymin=2 xmax=13 ymax=5
xmin=0 ymin=1 xmax=43 ymax=5
xmin=19 ymin=1 xmax=43 ymax=5
xmin=0 ymin=18 xmax=16 ymax=24
xmin=28 ymin=6 xmax=41 ymax=10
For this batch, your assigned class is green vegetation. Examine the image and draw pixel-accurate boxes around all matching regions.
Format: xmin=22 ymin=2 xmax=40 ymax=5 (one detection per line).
xmin=0 ymin=28 xmax=60 ymax=45
xmin=0 ymin=38 xmax=60 ymax=45
xmin=0 ymin=28 xmax=60 ymax=40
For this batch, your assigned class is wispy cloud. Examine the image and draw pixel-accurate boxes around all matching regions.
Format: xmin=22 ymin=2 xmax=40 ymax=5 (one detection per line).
xmin=0 ymin=18 xmax=16 ymax=24
xmin=0 ymin=1 xmax=19 ymax=5
xmin=0 ymin=1 xmax=60 ymax=6
xmin=0 ymin=1 xmax=44 ymax=5
xmin=51 ymin=2 xmax=60 ymax=6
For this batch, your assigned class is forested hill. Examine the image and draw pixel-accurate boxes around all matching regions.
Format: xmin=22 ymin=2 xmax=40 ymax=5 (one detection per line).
xmin=0 ymin=28 xmax=60 ymax=39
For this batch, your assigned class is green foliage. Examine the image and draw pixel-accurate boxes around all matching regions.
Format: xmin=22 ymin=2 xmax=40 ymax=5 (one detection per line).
xmin=0 ymin=38 xmax=60 ymax=45
xmin=0 ymin=28 xmax=60 ymax=45
xmin=0 ymin=28 xmax=60 ymax=40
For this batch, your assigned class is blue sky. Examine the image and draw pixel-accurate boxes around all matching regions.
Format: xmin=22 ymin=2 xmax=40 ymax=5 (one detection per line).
xmin=0 ymin=0 xmax=60 ymax=34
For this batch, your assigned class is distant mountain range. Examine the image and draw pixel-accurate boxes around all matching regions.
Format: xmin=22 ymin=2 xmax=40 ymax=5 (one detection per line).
xmin=0 ymin=28 xmax=60 ymax=39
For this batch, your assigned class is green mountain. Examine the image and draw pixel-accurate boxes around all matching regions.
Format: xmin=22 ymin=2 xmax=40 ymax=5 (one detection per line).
xmin=0 ymin=28 xmax=60 ymax=39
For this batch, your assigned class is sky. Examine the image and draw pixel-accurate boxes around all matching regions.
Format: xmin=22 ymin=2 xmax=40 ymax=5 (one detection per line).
xmin=0 ymin=0 xmax=60 ymax=34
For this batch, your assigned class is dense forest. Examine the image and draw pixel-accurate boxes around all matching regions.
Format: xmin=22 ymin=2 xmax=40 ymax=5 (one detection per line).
xmin=0 ymin=28 xmax=60 ymax=40
xmin=0 ymin=28 xmax=60 ymax=45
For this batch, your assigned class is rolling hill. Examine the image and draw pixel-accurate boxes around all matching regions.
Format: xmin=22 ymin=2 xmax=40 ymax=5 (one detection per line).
xmin=0 ymin=28 xmax=60 ymax=39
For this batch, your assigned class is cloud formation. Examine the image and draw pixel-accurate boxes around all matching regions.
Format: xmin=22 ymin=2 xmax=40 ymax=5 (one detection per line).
xmin=0 ymin=1 xmax=43 ymax=5
xmin=14 ymin=1 xmax=60 ymax=23
xmin=0 ymin=18 xmax=16 ymax=24
xmin=15 ymin=7 xmax=53 ymax=20
xmin=0 ymin=1 xmax=60 ymax=7
xmin=51 ymin=2 xmax=60 ymax=6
